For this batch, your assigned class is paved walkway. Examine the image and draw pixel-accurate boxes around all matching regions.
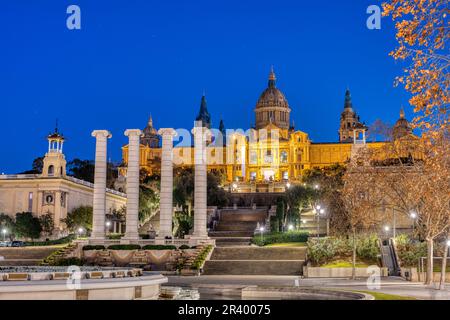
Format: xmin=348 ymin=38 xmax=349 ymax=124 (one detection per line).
xmin=165 ymin=275 xmax=450 ymax=300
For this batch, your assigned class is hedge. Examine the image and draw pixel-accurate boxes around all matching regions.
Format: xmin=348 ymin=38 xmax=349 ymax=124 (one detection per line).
xmin=191 ymin=245 xmax=213 ymax=270
xmin=25 ymin=234 xmax=76 ymax=246
xmin=307 ymin=235 xmax=380 ymax=266
xmin=141 ymin=245 xmax=177 ymax=250
xmin=107 ymin=244 xmax=141 ymax=250
xmin=179 ymin=245 xmax=190 ymax=250
xmin=82 ymin=245 xmax=106 ymax=251
xmin=252 ymin=231 xmax=309 ymax=246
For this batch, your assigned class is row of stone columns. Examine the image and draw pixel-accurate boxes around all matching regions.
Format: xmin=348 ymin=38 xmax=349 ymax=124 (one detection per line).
xmin=90 ymin=124 xmax=210 ymax=242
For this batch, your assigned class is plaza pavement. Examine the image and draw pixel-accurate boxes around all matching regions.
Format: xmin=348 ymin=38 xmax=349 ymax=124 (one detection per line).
xmin=164 ymin=275 xmax=450 ymax=300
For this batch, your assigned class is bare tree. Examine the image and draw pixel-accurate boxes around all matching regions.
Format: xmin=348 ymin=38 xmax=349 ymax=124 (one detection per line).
xmin=342 ymin=148 xmax=386 ymax=279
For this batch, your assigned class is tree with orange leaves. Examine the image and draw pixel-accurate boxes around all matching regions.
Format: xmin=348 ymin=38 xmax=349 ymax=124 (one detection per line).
xmin=382 ymin=0 xmax=449 ymax=134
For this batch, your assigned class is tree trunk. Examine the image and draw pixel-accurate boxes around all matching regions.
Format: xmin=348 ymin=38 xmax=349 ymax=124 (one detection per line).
xmin=425 ymin=238 xmax=434 ymax=285
xmin=439 ymin=241 xmax=449 ymax=290
xmin=352 ymin=229 xmax=357 ymax=280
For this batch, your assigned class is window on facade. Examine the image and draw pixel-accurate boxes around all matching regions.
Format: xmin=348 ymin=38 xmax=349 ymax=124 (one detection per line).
xmin=48 ymin=165 xmax=54 ymax=176
xmin=282 ymin=171 xmax=289 ymax=180
xmin=250 ymin=172 xmax=256 ymax=181
xmin=250 ymin=151 xmax=257 ymax=164
xmin=280 ymin=151 xmax=288 ymax=163
xmin=28 ymin=192 xmax=33 ymax=212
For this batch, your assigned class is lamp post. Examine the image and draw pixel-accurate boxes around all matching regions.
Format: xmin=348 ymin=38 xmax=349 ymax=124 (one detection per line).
xmin=288 ymin=224 xmax=294 ymax=231
xmin=383 ymin=225 xmax=390 ymax=239
xmin=106 ymin=221 xmax=111 ymax=235
xmin=1 ymin=228 xmax=7 ymax=241
xmin=410 ymin=212 xmax=417 ymax=235
xmin=77 ymin=227 xmax=85 ymax=238
xmin=259 ymin=226 xmax=265 ymax=244
xmin=315 ymin=205 xmax=325 ymax=239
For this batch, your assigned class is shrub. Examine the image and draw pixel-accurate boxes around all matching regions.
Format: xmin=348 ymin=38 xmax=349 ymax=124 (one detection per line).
xmin=51 ymin=257 xmax=83 ymax=266
xmin=307 ymin=235 xmax=381 ymax=266
xmin=395 ymin=235 xmax=427 ymax=267
xmin=252 ymin=231 xmax=309 ymax=246
xmin=141 ymin=245 xmax=176 ymax=250
xmin=356 ymin=234 xmax=380 ymax=262
xmin=107 ymin=244 xmax=141 ymax=250
xmin=82 ymin=245 xmax=105 ymax=251
xmin=191 ymin=245 xmax=213 ymax=270
xmin=179 ymin=245 xmax=190 ymax=250
xmin=25 ymin=234 xmax=76 ymax=246
xmin=107 ymin=233 xmax=123 ymax=240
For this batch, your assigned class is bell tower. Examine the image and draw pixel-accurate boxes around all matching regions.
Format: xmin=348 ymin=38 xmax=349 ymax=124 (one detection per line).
xmin=42 ymin=123 xmax=67 ymax=178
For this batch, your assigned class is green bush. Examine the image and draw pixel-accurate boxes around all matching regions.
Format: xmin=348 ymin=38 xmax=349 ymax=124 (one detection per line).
xmin=107 ymin=244 xmax=141 ymax=250
xmin=252 ymin=231 xmax=309 ymax=246
xmin=356 ymin=234 xmax=380 ymax=261
xmin=107 ymin=233 xmax=123 ymax=240
xmin=395 ymin=235 xmax=427 ymax=267
xmin=82 ymin=245 xmax=105 ymax=251
xmin=307 ymin=235 xmax=380 ymax=266
xmin=179 ymin=245 xmax=190 ymax=250
xmin=141 ymin=245 xmax=177 ymax=250
xmin=191 ymin=245 xmax=213 ymax=270
xmin=51 ymin=257 xmax=83 ymax=266
xmin=25 ymin=234 xmax=76 ymax=246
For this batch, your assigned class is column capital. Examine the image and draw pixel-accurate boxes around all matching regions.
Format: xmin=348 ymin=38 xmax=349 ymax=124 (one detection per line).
xmin=158 ymin=128 xmax=177 ymax=137
xmin=191 ymin=126 xmax=212 ymax=138
xmin=91 ymin=130 xmax=112 ymax=139
xmin=124 ymin=129 xmax=143 ymax=137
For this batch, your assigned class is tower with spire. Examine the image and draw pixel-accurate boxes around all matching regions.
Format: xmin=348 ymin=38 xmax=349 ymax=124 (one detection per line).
xmin=338 ymin=89 xmax=365 ymax=142
xmin=195 ymin=95 xmax=212 ymax=129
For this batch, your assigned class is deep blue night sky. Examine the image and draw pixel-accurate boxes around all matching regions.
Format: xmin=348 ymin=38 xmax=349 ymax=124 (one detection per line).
xmin=1 ymin=0 xmax=412 ymax=173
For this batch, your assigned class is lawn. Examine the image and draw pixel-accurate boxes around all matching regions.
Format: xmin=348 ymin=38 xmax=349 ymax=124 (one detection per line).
xmin=355 ymin=291 xmax=416 ymax=300
xmin=265 ymin=242 xmax=307 ymax=247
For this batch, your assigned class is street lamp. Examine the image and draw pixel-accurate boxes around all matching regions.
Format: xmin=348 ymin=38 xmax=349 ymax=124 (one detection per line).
xmin=314 ymin=184 xmax=320 ymax=190
xmin=410 ymin=211 xmax=417 ymax=234
xmin=1 ymin=228 xmax=7 ymax=241
xmin=77 ymin=227 xmax=85 ymax=238
xmin=316 ymin=206 xmax=325 ymax=239
xmin=286 ymin=182 xmax=291 ymax=189
xmin=259 ymin=226 xmax=265 ymax=244
xmin=383 ymin=225 xmax=390 ymax=238
xmin=288 ymin=224 xmax=294 ymax=231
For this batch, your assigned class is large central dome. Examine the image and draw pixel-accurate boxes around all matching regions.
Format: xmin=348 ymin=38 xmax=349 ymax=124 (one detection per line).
xmin=254 ymin=68 xmax=291 ymax=130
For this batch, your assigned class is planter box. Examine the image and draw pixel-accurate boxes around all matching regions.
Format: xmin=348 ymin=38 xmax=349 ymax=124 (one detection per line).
xmin=303 ymin=266 xmax=388 ymax=278
xmin=180 ymin=269 xmax=200 ymax=276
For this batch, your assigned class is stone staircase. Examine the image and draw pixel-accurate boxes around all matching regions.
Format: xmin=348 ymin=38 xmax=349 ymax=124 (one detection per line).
xmin=299 ymin=210 xmax=328 ymax=236
xmin=0 ymin=246 xmax=61 ymax=266
xmin=209 ymin=208 xmax=268 ymax=246
xmin=203 ymin=247 xmax=307 ymax=275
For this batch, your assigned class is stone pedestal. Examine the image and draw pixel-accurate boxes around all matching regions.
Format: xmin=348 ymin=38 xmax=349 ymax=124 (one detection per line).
xmin=123 ymin=129 xmax=142 ymax=241
xmin=157 ymin=128 xmax=177 ymax=239
xmin=191 ymin=123 xmax=210 ymax=239
xmin=91 ymin=130 xmax=112 ymax=240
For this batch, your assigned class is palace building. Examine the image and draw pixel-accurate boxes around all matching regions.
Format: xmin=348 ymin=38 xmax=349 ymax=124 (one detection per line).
xmin=119 ymin=68 xmax=413 ymax=193
xmin=0 ymin=127 xmax=127 ymax=235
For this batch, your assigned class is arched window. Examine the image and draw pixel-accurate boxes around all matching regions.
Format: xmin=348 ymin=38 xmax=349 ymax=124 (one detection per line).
xmin=48 ymin=165 xmax=54 ymax=176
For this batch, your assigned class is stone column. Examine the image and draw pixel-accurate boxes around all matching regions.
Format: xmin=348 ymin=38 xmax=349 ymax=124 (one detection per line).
xmin=123 ymin=129 xmax=142 ymax=241
xmin=91 ymin=130 xmax=112 ymax=240
xmin=157 ymin=128 xmax=177 ymax=239
xmin=191 ymin=122 xmax=210 ymax=238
